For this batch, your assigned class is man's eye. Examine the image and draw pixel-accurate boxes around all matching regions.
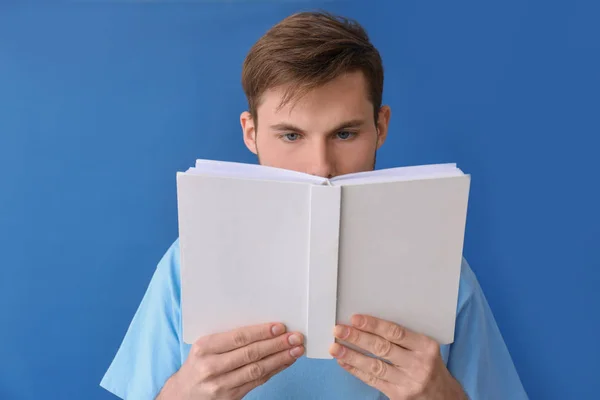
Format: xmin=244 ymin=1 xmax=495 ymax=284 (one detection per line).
xmin=336 ymin=131 xmax=355 ymax=140
xmin=282 ymin=133 xmax=300 ymax=142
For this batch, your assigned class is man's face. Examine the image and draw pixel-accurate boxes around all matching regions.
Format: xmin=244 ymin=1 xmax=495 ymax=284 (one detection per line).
xmin=240 ymin=71 xmax=391 ymax=178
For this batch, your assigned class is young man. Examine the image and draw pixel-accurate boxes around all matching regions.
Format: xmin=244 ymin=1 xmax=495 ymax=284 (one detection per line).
xmin=100 ymin=11 xmax=528 ymax=400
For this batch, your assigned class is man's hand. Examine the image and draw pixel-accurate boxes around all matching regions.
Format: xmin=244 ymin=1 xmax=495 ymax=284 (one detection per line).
xmin=158 ymin=322 xmax=304 ymax=399
xmin=329 ymin=315 xmax=467 ymax=400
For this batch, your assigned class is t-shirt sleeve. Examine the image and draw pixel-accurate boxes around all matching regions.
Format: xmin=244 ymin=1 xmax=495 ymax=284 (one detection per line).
xmin=448 ymin=259 xmax=529 ymax=400
xmin=100 ymin=239 xmax=183 ymax=400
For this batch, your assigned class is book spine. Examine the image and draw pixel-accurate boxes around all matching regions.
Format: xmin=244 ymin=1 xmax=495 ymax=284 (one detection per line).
xmin=306 ymin=185 xmax=341 ymax=358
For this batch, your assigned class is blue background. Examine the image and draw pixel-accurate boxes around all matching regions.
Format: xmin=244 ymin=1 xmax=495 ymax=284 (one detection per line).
xmin=1 ymin=1 xmax=598 ymax=399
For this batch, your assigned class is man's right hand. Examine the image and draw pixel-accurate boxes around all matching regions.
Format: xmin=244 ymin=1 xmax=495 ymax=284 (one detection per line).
xmin=157 ymin=323 xmax=304 ymax=399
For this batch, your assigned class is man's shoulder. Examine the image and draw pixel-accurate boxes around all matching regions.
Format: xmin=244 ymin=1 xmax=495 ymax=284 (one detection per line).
xmin=153 ymin=237 xmax=182 ymax=289
xmin=100 ymin=237 xmax=186 ymax=399
xmin=158 ymin=237 xmax=181 ymax=270
xmin=456 ymin=256 xmax=481 ymax=313
xmin=449 ymin=257 xmax=529 ymax=399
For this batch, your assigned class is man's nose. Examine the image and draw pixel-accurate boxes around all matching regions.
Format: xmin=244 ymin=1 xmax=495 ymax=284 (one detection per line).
xmin=307 ymin=141 xmax=335 ymax=179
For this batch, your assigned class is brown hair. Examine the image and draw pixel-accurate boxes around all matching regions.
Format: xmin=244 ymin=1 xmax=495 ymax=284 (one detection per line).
xmin=241 ymin=11 xmax=384 ymax=125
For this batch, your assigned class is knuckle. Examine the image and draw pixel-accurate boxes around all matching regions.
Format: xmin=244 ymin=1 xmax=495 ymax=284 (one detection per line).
xmin=408 ymin=356 xmax=422 ymax=375
xmin=233 ymin=331 xmax=249 ymax=347
xmin=243 ymin=345 xmax=260 ymax=363
xmin=347 ymin=328 xmax=360 ymax=343
xmin=406 ymin=382 xmax=423 ymax=398
xmin=196 ymin=362 xmax=214 ymax=380
xmin=423 ymin=340 xmax=440 ymax=360
xmin=247 ymin=363 xmax=264 ymax=380
xmin=203 ymin=381 xmax=222 ymax=397
xmin=276 ymin=336 xmax=289 ymax=351
xmin=366 ymin=373 xmax=379 ymax=387
xmin=360 ymin=316 xmax=373 ymax=329
xmin=373 ymin=338 xmax=393 ymax=358
xmin=343 ymin=348 xmax=354 ymax=363
xmin=387 ymin=324 xmax=405 ymax=342
xmin=191 ymin=340 xmax=206 ymax=358
xmin=415 ymin=366 xmax=429 ymax=383
xmin=370 ymin=359 xmax=387 ymax=378
xmin=253 ymin=376 xmax=269 ymax=388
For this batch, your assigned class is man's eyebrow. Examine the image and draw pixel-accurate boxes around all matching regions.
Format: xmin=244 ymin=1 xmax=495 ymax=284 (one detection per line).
xmin=269 ymin=122 xmax=305 ymax=133
xmin=269 ymin=119 xmax=366 ymax=134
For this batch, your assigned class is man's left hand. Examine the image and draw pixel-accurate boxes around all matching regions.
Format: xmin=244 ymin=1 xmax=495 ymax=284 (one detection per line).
xmin=329 ymin=314 xmax=467 ymax=400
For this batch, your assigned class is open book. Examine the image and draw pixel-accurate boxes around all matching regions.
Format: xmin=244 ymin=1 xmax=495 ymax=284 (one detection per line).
xmin=176 ymin=159 xmax=471 ymax=359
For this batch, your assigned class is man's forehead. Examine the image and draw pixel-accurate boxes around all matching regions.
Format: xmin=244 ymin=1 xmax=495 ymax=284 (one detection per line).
xmin=262 ymin=100 xmax=369 ymax=130
xmin=257 ymin=77 xmax=372 ymax=123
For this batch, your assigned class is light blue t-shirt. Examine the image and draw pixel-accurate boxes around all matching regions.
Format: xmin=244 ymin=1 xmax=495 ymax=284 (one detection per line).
xmin=100 ymin=239 xmax=528 ymax=399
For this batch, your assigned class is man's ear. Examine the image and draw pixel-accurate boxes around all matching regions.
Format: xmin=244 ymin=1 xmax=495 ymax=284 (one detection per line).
xmin=240 ymin=111 xmax=258 ymax=155
xmin=376 ymin=105 xmax=391 ymax=149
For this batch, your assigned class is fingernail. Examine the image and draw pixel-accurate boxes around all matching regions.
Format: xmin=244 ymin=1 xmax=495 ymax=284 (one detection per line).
xmin=271 ymin=324 xmax=285 ymax=336
xmin=290 ymin=346 xmax=304 ymax=358
xmin=330 ymin=343 xmax=345 ymax=357
xmin=334 ymin=325 xmax=349 ymax=339
xmin=288 ymin=333 xmax=302 ymax=346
